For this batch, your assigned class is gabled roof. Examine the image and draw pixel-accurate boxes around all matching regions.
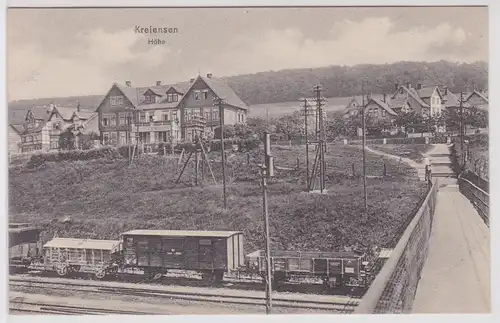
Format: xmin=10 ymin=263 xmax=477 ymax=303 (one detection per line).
xmin=416 ymin=86 xmax=439 ymax=99
xmin=114 ymin=83 xmax=142 ymax=107
xmin=168 ymin=81 xmax=192 ymax=94
xmin=392 ymin=85 xmax=430 ymax=108
xmin=366 ymin=97 xmax=398 ymax=116
xmin=443 ymin=91 xmax=472 ymax=109
xmin=73 ymin=111 xmax=97 ymax=120
xmin=27 ymin=105 xmax=53 ymax=121
xmin=9 ymin=124 xmax=24 ymax=134
xmin=389 ymin=97 xmax=408 ymax=109
xmin=52 ymin=106 xmax=75 ymax=121
xmin=195 ymin=75 xmax=248 ymax=110
xmin=466 ymin=90 xmax=489 ymax=104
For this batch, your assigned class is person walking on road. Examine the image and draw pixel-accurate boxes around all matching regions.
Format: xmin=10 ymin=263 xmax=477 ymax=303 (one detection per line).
xmin=424 ymin=156 xmax=432 ymax=182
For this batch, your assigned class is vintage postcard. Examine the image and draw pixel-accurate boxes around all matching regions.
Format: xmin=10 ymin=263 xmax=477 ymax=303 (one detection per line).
xmin=6 ymin=5 xmax=490 ymax=316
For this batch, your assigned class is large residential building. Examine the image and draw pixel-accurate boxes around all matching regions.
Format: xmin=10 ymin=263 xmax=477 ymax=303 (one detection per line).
xmin=13 ymin=104 xmax=99 ymax=153
xmin=96 ymin=74 xmax=248 ymax=145
xmin=8 ymin=124 xmax=23 ymax=155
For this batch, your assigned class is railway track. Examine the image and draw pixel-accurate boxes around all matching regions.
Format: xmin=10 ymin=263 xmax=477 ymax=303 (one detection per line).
xmin=10 ymin=276 xmax=360 ymax=313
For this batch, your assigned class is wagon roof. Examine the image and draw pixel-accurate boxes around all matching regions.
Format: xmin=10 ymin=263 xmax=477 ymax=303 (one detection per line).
xmin=43 ymin=238 xmax=120 ymax=250
xmin=121 ymin=229 xmax=243 ymax=238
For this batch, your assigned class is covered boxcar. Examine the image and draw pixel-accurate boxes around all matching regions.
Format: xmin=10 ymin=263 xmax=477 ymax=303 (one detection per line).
xmin=119 ymin=230 xmax=244 ymax=282
xmin=245 ymin=250 xmax=368 ymax=288
xmin=42 ymin=238 xmax=121 ymax=279
xmin=9 ymin=223 xmax=42 ymax=269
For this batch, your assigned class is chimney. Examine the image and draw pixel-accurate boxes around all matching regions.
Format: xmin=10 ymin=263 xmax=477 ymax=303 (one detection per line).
xmin=126 ymin=81 xmax=131 ymax=87
xmin=206 ymin=73 xmax=212 ymax=78
xmin=444 ymin=86 xmax=448 ymax=95
xmin=190 ymin=78 xmax=195 ymax=83
xmin=416 ymin=83 xmax=422 ymax=90
xmin=156 ymin=81 xmax=162 ymax=86
xmin=383 ymin=93 xmax=387 ymax=103
xmin=395 ymin=83 xmax=399 ymax=91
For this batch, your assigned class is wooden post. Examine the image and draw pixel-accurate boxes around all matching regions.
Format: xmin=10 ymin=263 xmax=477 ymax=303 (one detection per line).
xmin=352 ymin=162 xmax=355 ymax=177
xmin=247 ymin=152 xmax=250 ymax=165
xmin=383 ymin=163 xmax=387 ymax=177
xmin=296 ymin=157 xmax=300 ymax=169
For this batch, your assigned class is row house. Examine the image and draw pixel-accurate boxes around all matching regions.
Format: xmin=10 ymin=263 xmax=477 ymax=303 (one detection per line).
xmin=96 ymin=74 xmax=248 ymax=146
xmin=13 ymin=104 xmax=99 ymax=153
xmin=342 ymin=83 xmax=475 ymax=134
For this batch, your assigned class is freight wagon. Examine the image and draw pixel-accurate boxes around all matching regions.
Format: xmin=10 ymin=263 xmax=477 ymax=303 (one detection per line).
xmin=9 ymin=223 xmax=42 ymax=270
xmin=119 ymin=230 xmax=245 ymax=282
xmin=42 ymin=238 xmax=121 ymax=278
xmin=9 ymin=226 xmax=372 ymax=289
xmin=245 ymin=250 xmax=368 ymax=288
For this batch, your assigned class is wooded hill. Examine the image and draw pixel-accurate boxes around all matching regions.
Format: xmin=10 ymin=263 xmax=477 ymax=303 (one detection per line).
xmin=9 ymin=60 xmax=488 ymax=123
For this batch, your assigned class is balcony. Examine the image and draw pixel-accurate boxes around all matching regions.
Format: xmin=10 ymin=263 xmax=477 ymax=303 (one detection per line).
xmin=134 ymin=120 xmax=178 ymax=132
xmin=184 ymin=115 xmax=207 ymax=128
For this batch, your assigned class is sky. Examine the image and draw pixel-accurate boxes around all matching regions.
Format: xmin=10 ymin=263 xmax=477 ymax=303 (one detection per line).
xmin=7 ymin=6 xmax=488 ymax=101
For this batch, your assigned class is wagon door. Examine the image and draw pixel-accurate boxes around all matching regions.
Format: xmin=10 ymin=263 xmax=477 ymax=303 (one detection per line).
xmin=163 ymin=238 xmax=185 ymax=269
xmin=198 ymin=239 xmax=214 ymax=270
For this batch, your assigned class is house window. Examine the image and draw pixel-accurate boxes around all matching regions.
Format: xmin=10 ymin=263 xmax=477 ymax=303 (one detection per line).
xmin=172 ymin=111 xmax=178 ymax=121
xmin=173 ymin=94 xmax=178 ymax=102
xmin=162 ymin=113 xmax=170 ymax=121
xmin=157 ymin=132 xmax=169 ymax=142
xmin=103 ymin=132 xmax=110 ymax=144
xmin=110 ymin=96 xmax=124 ymax=106
xmin=382 ymin=110 xmax=386 ymax=117
xmin=138 ymin=112 xmax=146 ymax=123
xmin=167 ymin=93 xmax=173 ymax=103
xmin=110 ymin=114 xmax=117 ymax=126
xmin=139 ymin=132 xmax=150 ymax=143
xmin=202 ymin=90 xmax=209 ymax=100
xmin=149 ymin=114 xmax=155 ymax=122
xmin=119 ymin=113 xmax=128 ymax=125
xmin=192 ymin=108 xmax=200 ymax=117
xmin=194 ymin=91 xmax=201 ymax=100
xmin=212 ymin=110 xmax=219 ymax=120
xmin=204 ymin=111 xmax=211 ymax=120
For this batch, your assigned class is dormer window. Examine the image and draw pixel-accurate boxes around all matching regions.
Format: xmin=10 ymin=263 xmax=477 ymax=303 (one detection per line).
xmin=194 ymin=91 xmax=201 ymax=101
xmin=202 ymin=90 xmax=209 ymax=100
xmin=145 ymin=95 xmax=156 ymax=104
xmin=173 ymin=94 xmax=178 ymax=102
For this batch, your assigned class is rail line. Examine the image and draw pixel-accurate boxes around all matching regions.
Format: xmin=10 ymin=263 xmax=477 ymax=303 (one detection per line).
xmin=10 ymin=277 xmax=360 ymax=313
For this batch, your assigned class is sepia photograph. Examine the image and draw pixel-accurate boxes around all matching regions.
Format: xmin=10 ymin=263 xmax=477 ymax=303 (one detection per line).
xmin=6 ymin=4 xmax=490 ymax=317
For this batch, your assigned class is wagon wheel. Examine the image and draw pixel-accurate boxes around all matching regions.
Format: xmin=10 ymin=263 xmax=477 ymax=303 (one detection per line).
xmin=56 ymin=265 xmax=68 ymax=276
xmin=95 ymin=269 xmax=106 ymax=280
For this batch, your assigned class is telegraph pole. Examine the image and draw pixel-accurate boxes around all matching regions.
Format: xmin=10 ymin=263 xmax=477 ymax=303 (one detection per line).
xmin=313 ymin=85 xmax=327 ymax=193
xmin=459 ymin=90 xmax=465 ymax=167
xmin=214 ymin=97 xmax=227 ymax=208
xmin=301 ymin=98 xmax=310 ymax=190
xmin=361 ymin=82 xmax=368 ymax=213
xmin=261 ymin=132 xmax=274 ymax=314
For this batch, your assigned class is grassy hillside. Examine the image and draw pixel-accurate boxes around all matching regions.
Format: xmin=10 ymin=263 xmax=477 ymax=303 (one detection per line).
xmin=9 ymin=144 xmax=428 ymax=255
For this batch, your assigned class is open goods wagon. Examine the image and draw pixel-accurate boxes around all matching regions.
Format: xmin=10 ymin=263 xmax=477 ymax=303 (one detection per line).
xmin=42 ymin=238 xmax=121 ymax=278
xmin=119 ymin=229 xmax=245 ymax=282
xmin=245 ymin=250 xmax=369 ymax=288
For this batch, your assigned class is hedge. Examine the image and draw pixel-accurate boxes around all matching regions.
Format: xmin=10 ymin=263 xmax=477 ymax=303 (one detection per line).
xmin=26 ymin=146 xmax=122 ymax=169
xmin=157 ymin=138 xmax=260 ymax=155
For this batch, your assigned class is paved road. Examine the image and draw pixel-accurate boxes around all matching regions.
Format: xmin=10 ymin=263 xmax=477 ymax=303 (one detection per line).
xmin=412 ymin=184 xmax=490 ymax=313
